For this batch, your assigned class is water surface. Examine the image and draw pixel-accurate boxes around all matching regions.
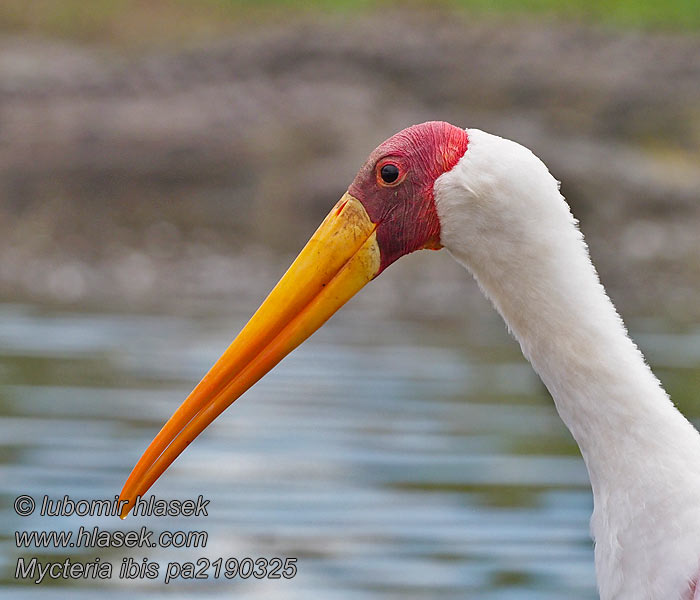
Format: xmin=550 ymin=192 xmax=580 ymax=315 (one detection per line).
xmin=1 ymin=302 xmax=698 ymax=599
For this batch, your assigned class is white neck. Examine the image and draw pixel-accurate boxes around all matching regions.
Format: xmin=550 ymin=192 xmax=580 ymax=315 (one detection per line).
xmin=434 ymin=128 xmax=700 ymax=599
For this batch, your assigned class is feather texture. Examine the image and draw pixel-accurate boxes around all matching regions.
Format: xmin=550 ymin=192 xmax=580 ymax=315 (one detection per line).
xmin=434 ymin=128 xmax=700 ymax=600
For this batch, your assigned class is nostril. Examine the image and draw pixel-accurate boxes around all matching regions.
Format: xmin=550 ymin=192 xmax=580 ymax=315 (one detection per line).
xmin=335 ymin=199 xmax=349 ymax=216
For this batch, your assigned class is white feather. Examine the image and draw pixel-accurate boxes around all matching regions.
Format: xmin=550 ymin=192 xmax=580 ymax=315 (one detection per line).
xmin=433 ymin=128 xmax=700 ymax=600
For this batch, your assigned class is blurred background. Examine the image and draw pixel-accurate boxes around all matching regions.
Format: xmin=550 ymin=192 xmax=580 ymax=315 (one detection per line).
xmin=1 ymin=1 xmax=699 ymax=598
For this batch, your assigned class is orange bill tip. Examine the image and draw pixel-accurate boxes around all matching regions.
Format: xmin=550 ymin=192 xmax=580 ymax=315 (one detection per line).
xmin=118 ymin=194 xmax=380 ymax=517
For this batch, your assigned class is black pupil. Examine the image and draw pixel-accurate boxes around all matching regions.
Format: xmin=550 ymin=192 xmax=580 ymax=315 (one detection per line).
xmin=380 ymin=164 xmax=399 ymax=183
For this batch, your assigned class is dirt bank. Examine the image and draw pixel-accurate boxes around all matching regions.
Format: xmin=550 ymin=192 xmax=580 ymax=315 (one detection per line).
xmin=1 ymin=14 xmax=698 ymax=321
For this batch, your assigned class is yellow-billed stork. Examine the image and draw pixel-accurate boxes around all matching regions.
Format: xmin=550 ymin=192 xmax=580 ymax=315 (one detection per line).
xmin=119 ymin=122 xmax=700 ymax=600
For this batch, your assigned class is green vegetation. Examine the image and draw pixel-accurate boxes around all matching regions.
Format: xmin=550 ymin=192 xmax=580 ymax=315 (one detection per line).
xmin=1 ymin=0 xmax=698 ymax=47
xmin=454 ymin=0 xmax=700 ymax=30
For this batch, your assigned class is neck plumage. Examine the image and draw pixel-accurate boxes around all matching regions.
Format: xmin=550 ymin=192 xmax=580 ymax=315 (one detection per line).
xmin=467 ymin=217 xmax=696 ymax=483
xmin=435 ymin=129 xmax=700 ymax=498
xmin=436 ymin=128 xmax=700 ymax=599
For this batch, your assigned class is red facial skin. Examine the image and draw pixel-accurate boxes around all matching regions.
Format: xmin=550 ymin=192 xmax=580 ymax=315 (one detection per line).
xmin=348 ymin=121 xmax=469 ymax=275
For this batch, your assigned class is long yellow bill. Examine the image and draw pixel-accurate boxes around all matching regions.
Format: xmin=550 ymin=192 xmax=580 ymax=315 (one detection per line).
xmin=119 ymin=194 xmax=380 ymax=517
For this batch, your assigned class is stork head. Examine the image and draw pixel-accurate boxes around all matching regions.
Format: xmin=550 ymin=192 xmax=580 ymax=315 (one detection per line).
xmin=119 ymin=121 xmax=470 ymax=516
xmin=348 ymin=121 xmax=469 ymax=272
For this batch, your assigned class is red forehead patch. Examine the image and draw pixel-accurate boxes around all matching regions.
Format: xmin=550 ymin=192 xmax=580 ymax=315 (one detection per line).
xmin=348 ymin=121 xmax=469 ymax=274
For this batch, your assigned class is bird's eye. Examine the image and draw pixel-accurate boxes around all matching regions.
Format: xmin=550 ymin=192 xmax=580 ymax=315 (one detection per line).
xmin=380 ymin=164 xmax=400 ymax=184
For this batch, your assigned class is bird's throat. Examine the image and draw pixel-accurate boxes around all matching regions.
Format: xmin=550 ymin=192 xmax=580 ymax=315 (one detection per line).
xmin=434 ymin=128 xmax=700 ymax=502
